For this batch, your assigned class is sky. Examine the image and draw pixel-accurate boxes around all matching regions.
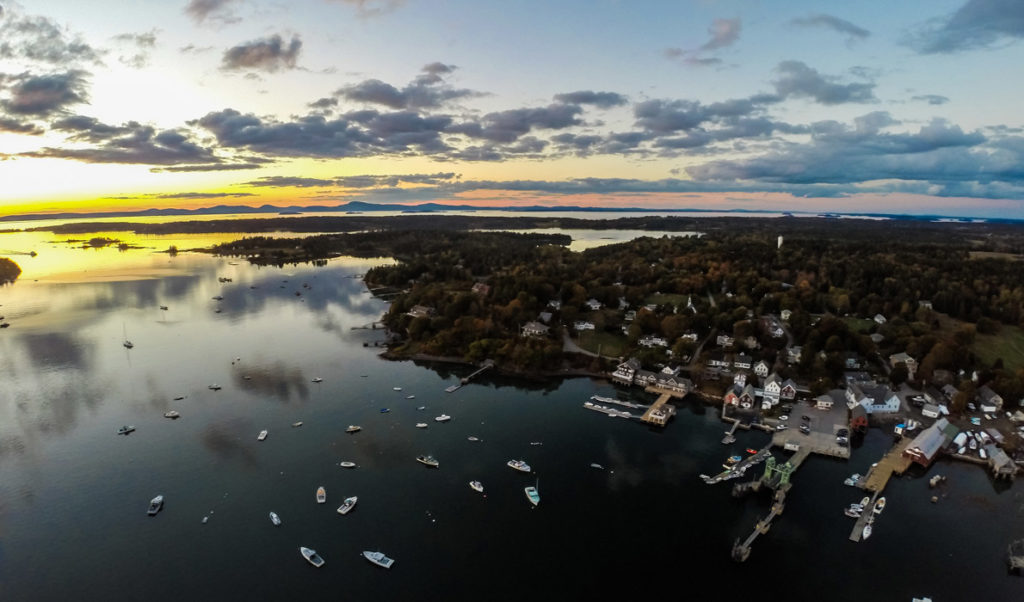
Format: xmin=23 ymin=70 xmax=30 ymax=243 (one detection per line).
xmin=1 ymin=0 xmax=1024 ymax=218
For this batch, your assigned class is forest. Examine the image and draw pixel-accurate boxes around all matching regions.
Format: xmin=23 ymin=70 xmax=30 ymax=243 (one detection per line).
xmin=0 ymin=257 xmax=21 ymax=284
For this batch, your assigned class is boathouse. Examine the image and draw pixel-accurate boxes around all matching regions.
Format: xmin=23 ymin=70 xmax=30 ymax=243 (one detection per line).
xmin=903 ymin=418 xmax=957 ymax=468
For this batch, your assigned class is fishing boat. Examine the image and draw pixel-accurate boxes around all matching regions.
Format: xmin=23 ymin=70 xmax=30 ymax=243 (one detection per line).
xmin=339 ymin=461 xmax=357 ymax=468
xmin=291 ymin=421 xmax=303 ymax=427
xmin=257 ymin=430 xmax=268 ymax=441
xmin=435 ymin=414 xmax=451 ymax=422
xmin=270 ymin=512 xmax=281 ymax=526
xmin=525 ymin=481 xmax=540 ymax=506
xmin=362 ymin=550 xmax=394 ymax=569
xmin=316 ymin=486 xmax=326 ymax=504
xmin=844 ymin=507 xmax=862 ymax=518
xmin=507 ymin=459 xmax=531 ymax=473
xmin=873 ymin=497 xmax=886 ymax=515
xmin=300 ymin=547 xmax=325 ymax=568
xmin=415 ymin=423 xmax=428 ymax=428
xmin=469 ymin=481 xmax=484 ymax=493
xmin=346 ymin=425 xmax=361 ymax=433
xmin=416 ymin=455 xmax=439 ymax=467
xmin=147 ymin=495 xmax=163 ymax=516
xmin=337 ymin=496 xmax=357 ymax=515
xmin=725 ymin=455 xmax=743 ymax=465
xmin=163 ymin=411 xmax=180 ymax=419
xmin=380 ymin=408 xmax=390 ymax=413
xmin=312 ymin=377 xmax=323 ymax=383
xmin=117 ymin=425 xmax=136 ymax=435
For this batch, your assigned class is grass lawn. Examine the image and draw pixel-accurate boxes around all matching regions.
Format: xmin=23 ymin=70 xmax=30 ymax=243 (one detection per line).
xmin=843 ymin=317 xmax=875 ymax=334
xmin=576 ymin=330 xmax=627 ymax=358
xmin=974 ymin=325 xmax=1024 ymax=371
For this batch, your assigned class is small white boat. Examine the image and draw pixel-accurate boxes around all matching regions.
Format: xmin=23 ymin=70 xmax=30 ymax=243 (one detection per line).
xmin=415 ymin=423 xmax=428 ymax=428
xmin=346 ymin=425 xmax=362 ymax=433
xmin=416 ymin=455 xmax=439 ymax=467
xmin=339 ymin=461 xmax=357 ymax=468
xmin=257 ymin=430 xmax=268 ymax=441
xmin=312 ymin=377 xmax=323 ymax=383
xmin=860 ymin=496 xmax=870 ymax=507
xmin=292 ymin=421 xmax=303 ymax=427
xmin=843 ymin=473 xmax=861 ymax=486
xmin=316 ymin=486 xmax=326 ymax=504
xmin=507 ymin=459 xmax=531 ymax=473
xmin=530 ymin=441 xmax=543 ymax=446
xmin=270 ymin=512 xmax=281 ymax=526
xmin=393 ymin=387 xmax=403 ymax=391
xmin=873 ymin=497 xmax=886 ymax=515
xmin=416 ymin=406 xmax=426 ymax=411
xmin=300 ymin=547 xmax=325 ymax=568
xmin=117 ymin=425 xmax=136 ymax=435
xmin=525 ymin=483 xmax=540 ymax=506
xmin=147 ymin=495 xmax=163 ymax=516
xmin=862 ymin=524 xmax=872 ymax=539
xmin=590 ymin=463 xmax=605 ymax=470
xmin=208 ymin=384 xmax=221 ymax=391
xmin=467 ymin=436 xmax=480 ymax=442
xmin=435 ymin=414 xmax=451 ymax=422
xmin=363 ymin=550 xmax=394 ymax=569
xmin=337 ymin=496 xmax=357 ymax=515
xmin=406 ymin=395 xmax=415 ymax=399
xmin=164 ymin=410 xmax=180 ymax=419
xmin=469 ymin=481 xmax=484 ymax=493
xmin=979 ymin=447 xmax=988 ymax=460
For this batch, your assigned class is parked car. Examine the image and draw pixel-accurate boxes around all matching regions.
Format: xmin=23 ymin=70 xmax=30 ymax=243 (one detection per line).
xmin=837 ymin=428 xmax=849 ymax=437
xmin=779 ymin=415 xmax=789 ymax=421
xmin=799 ymin=424 xmax=811 ymax=434
xmin=801 ymin=415 xmax=810 ymax=421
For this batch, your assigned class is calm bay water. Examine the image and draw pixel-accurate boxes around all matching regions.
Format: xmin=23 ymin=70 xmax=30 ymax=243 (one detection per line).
xmin=1 ymin=229 xmax=1022 ymax=601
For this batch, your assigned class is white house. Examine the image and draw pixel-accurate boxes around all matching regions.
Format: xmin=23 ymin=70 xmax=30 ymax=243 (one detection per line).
xmin=716 ymin=334 xmax=736 ymax=347
xmin=574 ymin=321 xmax=595 ymax=331
xmin=521 ymin=321 xmax=550 ymax=337
xmin=846 ymin=383 xmax=901 ymax=414
xmin=780 ymin=309 xmax=792 ymax=322
xmin=889 ymin=352 xmax=918 ymax=379
xmin=585 ymin=298 xmax=603 ymax=311
xmin=787 ymin=346 xmax=802 ymax=364
xmin=547 ymin=300 xmax=562 ymax=310
xmin=753 ymin=360 xmax=770 ymax=378
xmin=680 ymin=332 xmax=699 ymax=342
xmin=763 ymin=373 xmax=782 ymax=405
xmin=612 ymin=359 xmax=640 ymax=385
xmin=874 ymin=314 xmax=887 ymax=324
xmin=638 ymin=335 xmax=668 ymax=348
xmin=978 ymin=385 xmax=1004 ymax=411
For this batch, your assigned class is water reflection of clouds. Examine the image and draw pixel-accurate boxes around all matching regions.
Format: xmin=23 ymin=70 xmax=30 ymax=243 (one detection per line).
xmin=200 ymin=421 xmax=259 ymax=469
xmin=232 ymin=362 xmax=310 ymax=403
xmin=21 ymin=332 xmax=91 ymax=370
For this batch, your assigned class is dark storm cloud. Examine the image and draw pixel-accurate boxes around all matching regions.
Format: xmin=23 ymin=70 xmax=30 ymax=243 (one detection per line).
xmin=772 ymin=60 xmax=876 ymax=104
xmin=337 ymin=63 xmax=476 ymax=109
xmin=553 ymin=90 xmax=628 ymax=108
xmin=2 ymin=71 xmax=88 ymax=116
xmin=221 ymin=34 xmax=302 ymax=72
xmin=911 ymin=0 xmax=1024 ymax=54
xmin=790 ymin=14 xmax=870 ymax=40
xmin=911 ymin=94 xmax=950 ymax=105
xmin=0 ymin=10 xmax=103 ymax=65
xmin=184 ymin=0 xmax=241 ymax=25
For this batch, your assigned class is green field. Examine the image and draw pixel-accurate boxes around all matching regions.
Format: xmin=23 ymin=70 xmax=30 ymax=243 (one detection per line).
xmin=974 ymin=326 xmax=1024 ymax=371
xmin=576 ymin=330 xmax=627 ymax=358
xmin=843 ymin=317 xmax=875 ymax=334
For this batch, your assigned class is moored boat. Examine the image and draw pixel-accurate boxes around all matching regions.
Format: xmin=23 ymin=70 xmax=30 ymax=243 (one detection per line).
xmin=862 ymin=524 xmax=872 ymax=539
xmin=270 ymin=511 xmax=281 ymax=526
xmin=415 ymin=423 xmax=428 ymax=428
xmin=860 ymin=496 xmax=870 ymax=507
xmin=316 ymin=486 xmax=326 ymax=504
xmin=117 ymin=425 xmax=136 ymax=435
xmin=163 ymin=410 xmax=180 ymax=419
xmin=346 ymin=425 xmax=361 ymax=433
xmin=362 ymin=550 xmax=394 ymax=568
xmin=469 ymin=480 xmax=484 ymax=493
xmin=312 ymin=377 xmax=323 ymax=383
xmin=507 ymin=459 xmax=531 ymax=473
xmin=339 ymin=461 xmax=357 ymax=468
xmin=208 ymin=384 xmax=221 ymax=390
xmin=435 ymin=414 xmax=451 ymax=422
xmin=844 ymin=507 xmax=862 ymax=518
xmin=844 ymin=473 xmax=861 ymax=486
xmin=873 ymin=497 xmax=886 ymax=515
xmin=416 ymin=455 xmax=439 ymax=467
xmin=300 ymin=547 xmax=325 ymax=568
xmin=525 ymin=481 xmax=540 ymax=506
xmin=337 ymin=496 xmax=357 ymax=515
xmin=147 ymin=495 xmax=163 ymax=516
xmin=292 ymin=421 xmax=303 ymax=427
xmin=257 ymin=430 xmax=268 ymax=441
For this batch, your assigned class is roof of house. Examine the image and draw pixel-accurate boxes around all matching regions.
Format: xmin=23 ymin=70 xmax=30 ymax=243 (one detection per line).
xmin=906 ymin=418 xmax=952 ymax=461
xmin=978 ymin=385 xmax=1002 ymax=403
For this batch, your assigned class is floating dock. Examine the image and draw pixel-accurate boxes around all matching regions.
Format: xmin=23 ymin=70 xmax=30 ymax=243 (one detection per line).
xmin=582 ymin=401 xmax=634 ymax=419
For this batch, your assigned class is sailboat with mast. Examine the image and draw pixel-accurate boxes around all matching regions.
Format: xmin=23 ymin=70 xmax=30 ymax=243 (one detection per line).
xmin=122 ymin=323 xmax=134 ymax=349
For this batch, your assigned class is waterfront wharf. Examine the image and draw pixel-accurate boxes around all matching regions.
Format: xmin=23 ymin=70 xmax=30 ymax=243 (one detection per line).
xmin=446 ymin=360 xmax=494 ymax=393
xmin=849 ymin=491 xmax=881 ymax=543
xmin=730 ymin=447 xmax=811 ymax=562
xmin=640 ymin=386 xmax=686 ymax=426
xmin=702 ymin=446 xmax=773 ymax=485
xmin=862 ymin=437 xmax=914 ymax=492
xmin=590 ymin=395 xmax=648 ymax=410
xmin=722 ymin=421 xmax=739 ymax=445
xmin=582 ymin=401 xmax=634 ymax=419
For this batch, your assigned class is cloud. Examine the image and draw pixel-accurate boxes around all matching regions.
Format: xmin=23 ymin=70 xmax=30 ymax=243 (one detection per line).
xmin=245 ymin=176 xmax=336 ymax=188
xmin=1 ymin=71 xmax=88 ymax=116
xmin=911 ymin=0 xmax=1024 ymax=54
xmin=221 ymin=34 xmax=302 ymax=72
xmin=30 ymin=115 xmax=219 ymax=165
xmin=155 ymin=191 xmax=255 ymax=199
xmin=911 ymin=94 xmax=950 ymax=105
xmin=448 ymin=103 xmax=584 ymax=144
xmin=0 ymin=115 xmax=42 ymax=134
xmin=790 ymin=14 xmax=870 ymax=41
xmin=112 ymin=30 xmax=158 ymax=68
xmin=0 ymin=9 xmax=103 ymax=66
xmin=772 ymin=60 xmax=876 ymax=104
xmin=184 ymin=0 xmax=241 ymax=25
xmin=335 ymin=172 xmax=458 ymax=187
xmin=552 ymin=90 xmax=627 ymax=108
xmin=337 ymin=63 xmax=477 ymax=109
xmin=326 ymin=0 xmax=405 ymax=18
xmin=700 ymin=18 xmax=742 ymax=51
xmin=150 ymin=162 xmax=266 ymax=172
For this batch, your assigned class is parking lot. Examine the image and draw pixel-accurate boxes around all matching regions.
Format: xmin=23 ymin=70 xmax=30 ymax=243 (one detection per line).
xmin=770 ymin=399 xmax=851 ymax=459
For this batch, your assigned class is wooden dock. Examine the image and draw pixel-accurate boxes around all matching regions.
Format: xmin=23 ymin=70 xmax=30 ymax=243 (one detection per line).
xmin=641 ymin=386 xmax=686 ymax=426
xmin=862 ymin=437 xmax=914 ymax=492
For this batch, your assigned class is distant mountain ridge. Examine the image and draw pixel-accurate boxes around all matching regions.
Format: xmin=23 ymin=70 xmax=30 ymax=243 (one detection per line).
xmin=0 ymin=201 xmax=1005 ymax=223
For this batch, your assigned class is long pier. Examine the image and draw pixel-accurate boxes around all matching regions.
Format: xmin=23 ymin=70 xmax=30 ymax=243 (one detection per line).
xmin=640 ymin=386 xmax=687 ymax=426
xmin=730 ymin=447 xmax=810 ymax=562
xmin=445 ymin=360 xmax=494 ymax=393
xmin=862 ymin=437 xmax=913 ymax=492
xmin=722 ymin=421 xmax=739 ymax=444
